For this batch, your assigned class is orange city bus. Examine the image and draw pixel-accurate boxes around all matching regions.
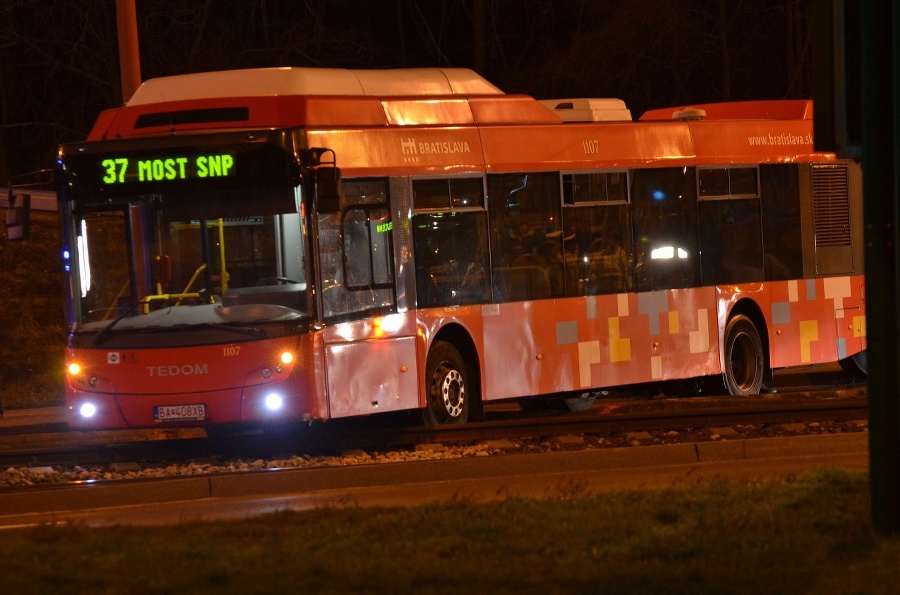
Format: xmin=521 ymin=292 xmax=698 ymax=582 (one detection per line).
xmin=56 ymin=67 xmax=866 ymax=430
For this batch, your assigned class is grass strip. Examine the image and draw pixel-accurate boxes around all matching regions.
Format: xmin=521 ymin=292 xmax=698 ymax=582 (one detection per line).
xmin=0 ymin=470 xmax=897 ymax=594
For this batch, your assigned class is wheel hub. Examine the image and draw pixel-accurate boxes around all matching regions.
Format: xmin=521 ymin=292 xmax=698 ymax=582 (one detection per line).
xmin=440 ymin=368 xmax=465 ymax=418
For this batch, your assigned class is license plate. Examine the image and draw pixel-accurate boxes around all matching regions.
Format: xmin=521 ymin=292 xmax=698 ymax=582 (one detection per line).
xmin=154 ymin=404 xmax=206 ymax=422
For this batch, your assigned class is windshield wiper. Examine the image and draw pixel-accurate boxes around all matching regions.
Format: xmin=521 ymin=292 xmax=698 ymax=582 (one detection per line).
xmin=91 ymin=308 xmax=135 ymax=346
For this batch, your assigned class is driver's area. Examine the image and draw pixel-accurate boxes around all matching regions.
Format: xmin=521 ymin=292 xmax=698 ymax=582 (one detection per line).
xmin=159 ymin=213 xmax=308 ymax=311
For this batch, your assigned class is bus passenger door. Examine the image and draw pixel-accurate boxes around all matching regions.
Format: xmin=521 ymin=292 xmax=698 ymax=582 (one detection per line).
xmin=313 ymin=178 xmax=418 ymax=417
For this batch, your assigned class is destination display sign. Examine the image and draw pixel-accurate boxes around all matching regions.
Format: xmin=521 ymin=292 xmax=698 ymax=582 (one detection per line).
xmin=100 ymin=153 xmax=235 ymax=184
xmin=60 ymin=135 xmax=303 ymax=213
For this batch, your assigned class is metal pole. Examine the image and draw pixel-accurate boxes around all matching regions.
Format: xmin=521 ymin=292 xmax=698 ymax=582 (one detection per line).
xmin=115 ymin=0 xmax=142 ymax=104
xmin=861 ymin=0 xmax=900 ymax=535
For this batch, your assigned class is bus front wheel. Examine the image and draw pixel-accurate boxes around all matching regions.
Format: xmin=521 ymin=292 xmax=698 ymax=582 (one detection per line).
xmin=723 ymin=315 xmax=765 ymax=396
xmin=424 ymin=341 xmax=471 ymax=426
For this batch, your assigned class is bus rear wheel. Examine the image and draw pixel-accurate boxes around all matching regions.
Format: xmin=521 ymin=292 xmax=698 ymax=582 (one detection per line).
xmin=424 ymin=341 xmax=472 ymax=426
xmin=838 ymin=350 xmax=868 ymax=376
xmin=723 ymin=315 xmax=765 ymax=396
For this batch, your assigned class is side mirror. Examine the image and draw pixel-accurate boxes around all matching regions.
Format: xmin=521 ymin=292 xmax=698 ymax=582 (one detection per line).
xmin=315 ymin=165 xmax=342 ymax=213
xmin=5 ymin=192 xmax=31 ymax=241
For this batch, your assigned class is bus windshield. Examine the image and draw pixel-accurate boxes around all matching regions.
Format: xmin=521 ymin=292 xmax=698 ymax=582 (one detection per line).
xmin=72 ymin=204 xmax=310 ymax=338
xmin=59 ymin=135 xmax=310 ymax=341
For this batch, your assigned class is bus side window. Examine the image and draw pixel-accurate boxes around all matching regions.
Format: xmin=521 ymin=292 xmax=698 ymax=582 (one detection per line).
xmin=488 ymin=172 xmax=564 ymax=301
xmin=411 ymin=177 xmax=489 ymax=307
xmin=698 ymin=167 xmax=764 ymax=284
xmin=760 ymin=164 xmax=803 ymax=280
xmin=561 ymin=171 xmax=633 ymax=296
xmin=631 ymin=168 xmax=700 ymax=292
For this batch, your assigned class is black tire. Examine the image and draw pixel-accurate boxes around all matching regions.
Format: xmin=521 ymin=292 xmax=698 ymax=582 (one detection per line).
xmin=563 ymin=392 xmax=597 ymax=412
xmin=838 ymin=350 xmax=868 ymax=377
xmin=423 ymin=341 xmax=474 ymax=426
xmin=722 ymin=315 xmax=765 ymax=396
xmin=517 ymin=397 xmax=551 ymax=412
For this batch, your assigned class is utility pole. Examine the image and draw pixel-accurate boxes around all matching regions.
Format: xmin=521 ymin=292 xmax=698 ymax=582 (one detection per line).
xmin=814 ymin=0 xmax=900 ymax=535
xmin=115 ymin=0 xmax=142 ymax=104
xmin=472 ymin=0 xmax=486 ymax=75
xmin=860 ymin=0 xmax=900 ymax=537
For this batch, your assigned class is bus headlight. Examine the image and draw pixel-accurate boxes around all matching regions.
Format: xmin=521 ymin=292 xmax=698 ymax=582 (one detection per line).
xmin=79 ymin=403 xmax=98 ymax=418
xmin=264 ymin=393 xmax=284 ymax=411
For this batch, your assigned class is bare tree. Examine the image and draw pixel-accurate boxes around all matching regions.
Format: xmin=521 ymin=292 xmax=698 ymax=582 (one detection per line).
xmin=1 ymin=1 xmax=119 ymax=180
xmin=497 ymin=0 xmax=810 ymax=115
xmin=0 ymin=0 xmax=812 ymax=179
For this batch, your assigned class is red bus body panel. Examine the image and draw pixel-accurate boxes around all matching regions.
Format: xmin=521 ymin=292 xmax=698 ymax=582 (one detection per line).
xmin=66 ymin=335 xmax=327 ymax=429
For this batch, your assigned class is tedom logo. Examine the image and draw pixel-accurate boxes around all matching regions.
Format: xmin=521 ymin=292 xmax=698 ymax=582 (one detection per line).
xmin=146 ymin=364 xmax=209 ymax=377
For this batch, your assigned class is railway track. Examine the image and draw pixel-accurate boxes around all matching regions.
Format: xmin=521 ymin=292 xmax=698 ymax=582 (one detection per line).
xmin=375 ymin=388 xmax=869 ymax=447
xmin=0 ymin=385 xmax=868 ymax=478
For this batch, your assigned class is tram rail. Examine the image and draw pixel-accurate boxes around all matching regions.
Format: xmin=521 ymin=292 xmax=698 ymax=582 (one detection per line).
xmin=0 ymin=385 xmax=868 ymax=474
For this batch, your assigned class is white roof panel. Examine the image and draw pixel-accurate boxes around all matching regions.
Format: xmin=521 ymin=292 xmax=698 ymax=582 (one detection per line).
xmin=127 ymin=67 xmax=503 ymax=105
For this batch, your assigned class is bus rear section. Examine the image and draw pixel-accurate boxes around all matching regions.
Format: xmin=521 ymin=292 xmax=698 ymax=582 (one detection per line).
xmin=404 ymin=159 xmax=865 ymax=411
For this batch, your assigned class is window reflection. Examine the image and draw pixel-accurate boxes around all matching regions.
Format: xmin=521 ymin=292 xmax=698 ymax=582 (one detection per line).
xmin=631 ymin=168 xmax=699 ymax=292
xmin=561 ymin=171 xmax=633 ymax=296
xmin=761 ymin=164 xmax=802 ymax=280
xmin=488 ymin=172 xmax=564 ymax=301
xmin=413 ymin=212 xmax=489 ymax=306
xmin=77 ymin=211 xmax=130 ymax=322
xmin=317 ymin=179 xmax=395 ymax=319
xmin=697 ymin=166 xmax=763 ymax=284
xmin=412 ymin=177 xmax=489 ymax=307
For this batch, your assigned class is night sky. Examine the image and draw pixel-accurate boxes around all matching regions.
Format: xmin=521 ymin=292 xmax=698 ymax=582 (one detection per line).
xmin=0 ymin=0 xmax=812 ymax=181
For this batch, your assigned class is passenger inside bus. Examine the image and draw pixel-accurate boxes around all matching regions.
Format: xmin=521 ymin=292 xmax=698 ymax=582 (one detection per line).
xmin=537 ymin=237 xmax=565 ymax=291
xmin=461 ymin=244 xmax=487 ymax=295
xmin=589 ymin=230 xmax=631 ymax=293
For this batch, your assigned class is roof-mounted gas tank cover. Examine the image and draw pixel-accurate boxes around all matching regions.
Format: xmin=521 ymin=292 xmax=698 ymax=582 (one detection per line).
xmin=538 ymin=98 xmax=632 ymax=122
xmin=639 ymin=100 xmax=813 ymax=121
xmin=672 ymin=107 xmax=707 ymax=120
xmin=127 ymin=67 xmax=505 ymax=105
